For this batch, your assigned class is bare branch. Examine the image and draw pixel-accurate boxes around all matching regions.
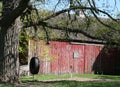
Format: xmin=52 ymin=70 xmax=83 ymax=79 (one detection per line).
xmin=23 ymin=4 xmax=119 ymax=32
xmin=38 ymin=4 xmax=118 ymax=24
xmin=42 ymin=26 xmax=50 ymax=44
xmin=45 ymin=23 xmax=103 ymax=40
xmin=87 ymin=0 xmax=98 ymax=13
xmin=39 ymin=6 xmax=95 ymax=21
xmin=23 ymin=20 xmax=103 ymax=41
xmin=96 ymin=9 xmax=118 ymax=22
xmin=91 ymin=9 xmax=118 ymax=31
xmin=53 ymin=0 xmax=61 ymax=11
xmin=88 ymin=0 xmax=119 ymax=31
xmin=75 ymin=1 xmax=91 ymax=28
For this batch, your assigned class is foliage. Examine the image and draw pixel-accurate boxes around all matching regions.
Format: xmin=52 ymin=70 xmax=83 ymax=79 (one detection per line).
xmin=0 ymin=2 xmax=2 ymax=16
xmin=20 ymin=0 xmax=120 ymax=45
xmin=116 ymin=13 xmax=120 ymax=19
xmin=38 ymin=40 xmax=58 ymax=62
xmin=19 ymin=29 xmax=29 ymax=65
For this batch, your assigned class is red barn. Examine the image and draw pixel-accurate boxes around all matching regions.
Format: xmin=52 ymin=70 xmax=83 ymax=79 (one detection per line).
xmin=28 ymin=40 xmax=120 ymax=75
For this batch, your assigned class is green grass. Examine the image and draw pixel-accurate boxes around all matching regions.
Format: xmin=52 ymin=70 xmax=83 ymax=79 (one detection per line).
xmin=0 ymin=84 xmax=22 ymax=87
xmin=46 ymin=81 xmax=120 ymax=87
xmin=21 ymin=74 xmax=120 ymax=82
xmin=0 ymin=74 xmax=120 ymax=87
xmin=1 ymin=81 xmax=120 ymax=87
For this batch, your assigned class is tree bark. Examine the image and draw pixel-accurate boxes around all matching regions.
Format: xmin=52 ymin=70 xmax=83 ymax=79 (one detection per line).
xmin=0 ymin=18 xmax=21 ymax=83
xmin=0 ymin=0 xmax=23 ymax=83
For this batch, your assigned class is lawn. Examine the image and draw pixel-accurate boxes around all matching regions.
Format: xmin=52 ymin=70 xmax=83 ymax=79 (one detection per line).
xmin=21 ymin=74 xmax=120 ymax=81
xmin=0 ymin=74 xmax=120 ymax=87
xmin=0 ymin=81 xmax=120 ymax=87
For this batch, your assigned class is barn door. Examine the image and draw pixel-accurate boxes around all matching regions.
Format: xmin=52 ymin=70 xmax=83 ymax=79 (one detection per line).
xmin=43 ymin=61 xmax=50 ymax=74
xmin=72 ymin=45 xmax=85 ymax=74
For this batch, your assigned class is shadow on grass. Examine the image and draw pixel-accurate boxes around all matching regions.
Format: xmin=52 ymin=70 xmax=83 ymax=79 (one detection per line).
xmin=21 ymin=80 xmax=120 ymax=87
xmin=95 ymin=75 xmax=120 ymax=80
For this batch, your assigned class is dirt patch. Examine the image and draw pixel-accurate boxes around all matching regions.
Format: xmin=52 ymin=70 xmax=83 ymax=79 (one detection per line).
xmin=41 ymin=77 xmax=117 ymax=82
xmin=17 ymin=77 xmax=120 ymax=87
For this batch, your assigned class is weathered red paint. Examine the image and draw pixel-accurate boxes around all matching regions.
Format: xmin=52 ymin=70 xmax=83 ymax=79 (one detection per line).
xmin=29 ymin=40 xmax=120 ymax=75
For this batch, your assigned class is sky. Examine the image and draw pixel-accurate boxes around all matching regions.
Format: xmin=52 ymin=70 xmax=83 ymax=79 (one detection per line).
xmin=95 ymin=0 xmax=120 ymax=17
xmin=35 ymin=0 xmax=120 ymax=18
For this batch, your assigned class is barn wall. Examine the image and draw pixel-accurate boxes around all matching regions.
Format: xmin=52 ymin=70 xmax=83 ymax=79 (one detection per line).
xmin=29 ymin=40 xmax=120 ymax=75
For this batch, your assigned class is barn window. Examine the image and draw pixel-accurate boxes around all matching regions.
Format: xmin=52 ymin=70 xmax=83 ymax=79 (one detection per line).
xmin=73 ymin=51 xmax=80 ymax=58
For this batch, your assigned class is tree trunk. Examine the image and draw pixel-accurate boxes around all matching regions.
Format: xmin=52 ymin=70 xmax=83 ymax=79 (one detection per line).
xmin=0 ymin=0 xmax=21 ymax=83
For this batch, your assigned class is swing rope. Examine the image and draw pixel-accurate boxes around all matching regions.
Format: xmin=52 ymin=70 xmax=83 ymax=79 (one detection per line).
xmin=33 ymin=26 xmax=38 ymax=57
xmin=42 ymin=26 xmax=50 ymax=44
xmin=33 ymin=25 xmax=50 ymax=57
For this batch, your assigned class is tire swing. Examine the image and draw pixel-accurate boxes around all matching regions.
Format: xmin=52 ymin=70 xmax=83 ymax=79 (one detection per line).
xmin=30 ymin=57 xmax=40 ymax=74
xmin=30 ymin=26 xmax=40 ymax=75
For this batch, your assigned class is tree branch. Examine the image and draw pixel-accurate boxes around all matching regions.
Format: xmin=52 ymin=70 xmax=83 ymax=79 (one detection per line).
xmin=23 ymin=21 xmax=103 ymax=41
xmin=0 ymin=0 xmax=30 ymax=27
xmin=23 ymin=4 xmax=118 ymax=32
xmin=44 ymin=23 xmax=103 ymax=41
xmin=87 ymin=1 xmax=119 ymax=31
xmin=23 ymin=5 xmax=114 ymax=27
xmin=91 ymin=9 xmax=118 ymax=31
xmin=39 ymin=6 xmax=96 ymax=21
xmin=42 ymin=26 xmax=50 ymax=44
xmin=39 ymin=3 xmax=117 ymax=23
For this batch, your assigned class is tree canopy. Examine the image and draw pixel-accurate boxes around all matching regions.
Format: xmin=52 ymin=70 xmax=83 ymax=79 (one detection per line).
xmin=1 ymin=0 xmax=120 ymax=45
xmin=18 ymin=0 xmax=120 ymax=45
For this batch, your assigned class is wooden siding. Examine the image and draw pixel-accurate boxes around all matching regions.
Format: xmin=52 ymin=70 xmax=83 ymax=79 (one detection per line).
xmin=29 ymin=40 xmax=120 ymax=75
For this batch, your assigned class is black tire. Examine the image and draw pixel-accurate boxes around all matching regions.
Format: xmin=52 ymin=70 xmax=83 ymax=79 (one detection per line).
xmin=30 ymin=57 xmax=40 ymax=74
